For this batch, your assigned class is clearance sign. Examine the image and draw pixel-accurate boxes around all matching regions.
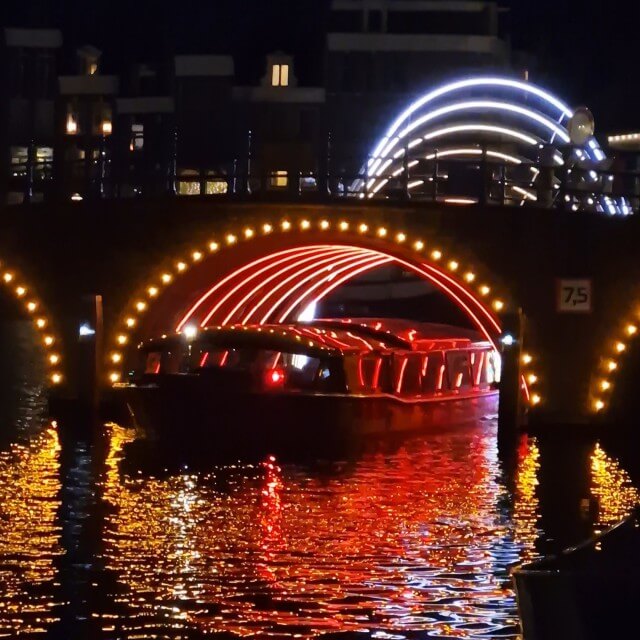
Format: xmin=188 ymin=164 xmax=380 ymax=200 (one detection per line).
xmin=556 ymin=279 xmax=592 ymax=313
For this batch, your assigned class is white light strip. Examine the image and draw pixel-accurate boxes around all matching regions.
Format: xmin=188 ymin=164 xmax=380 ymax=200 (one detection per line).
xmin=370 ymin=76 xmax=573 ymax=159
xmin=512 ymin=185 xmax=538 ymax=201
xmin=369 ymin=127 xmax=541 ymax=193
xmin=378 ymin=124 xmax=541 ymax=169
xmin=423 ymin=147 xmax=523 ymax=165
xmin=396 ymin=100 xmax=571 ymax=145
xmin=421 ymin=124 xmax=538 ymax=146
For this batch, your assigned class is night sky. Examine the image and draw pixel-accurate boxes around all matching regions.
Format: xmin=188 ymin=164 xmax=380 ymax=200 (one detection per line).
xmin=2 ymin=0 xmax=639 ymax=132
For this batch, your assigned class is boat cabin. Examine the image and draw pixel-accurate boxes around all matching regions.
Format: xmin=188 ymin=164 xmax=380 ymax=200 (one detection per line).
xmin=133 ymin=320 xmax=499 ymax=399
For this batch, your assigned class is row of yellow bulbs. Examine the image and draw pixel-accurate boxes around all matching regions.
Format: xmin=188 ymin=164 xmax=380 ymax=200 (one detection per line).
xmin=108 ymin=218 xmax=540 ymax=405
xmin=1 ymin=270 xmax=62 ymax=385
xmin=522 ymin=352 xmax=540 ymax=406
xmin=591 ymin=323 xmax=638 ymax=413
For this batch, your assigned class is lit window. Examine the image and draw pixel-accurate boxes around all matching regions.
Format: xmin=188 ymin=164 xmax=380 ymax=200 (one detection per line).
xmin=10 ymin=146 xmax=27 ymax=167
xmin=270 ymin=170 xmax=288 ymax=188
xmin=36 ymin=147 xmax=53 ymax=163
xmin=66 ymin=113 xmax=78 ymax=135
xmin=130 ymin=123 xmax=144 ymax=151
xmin=206 ymin=180 xmax=228 ymax=195
xmin=89 ymin=62 xmax=98 ymax=75
xmin=178 ymin=169 xmax=200 ymax=195
xmin=178 ymin=181 xmax=200 ymax=196
xmin=271 ymin=64 xmax=289 ymax=87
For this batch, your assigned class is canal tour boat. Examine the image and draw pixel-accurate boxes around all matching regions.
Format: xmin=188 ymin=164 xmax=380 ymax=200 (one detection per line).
xmin=116 ymin=318 xmax=500 ymax=451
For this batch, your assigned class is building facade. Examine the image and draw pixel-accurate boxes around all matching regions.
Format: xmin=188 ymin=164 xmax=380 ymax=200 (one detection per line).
xmin=1 ymin=1 xmax=514 ymax=205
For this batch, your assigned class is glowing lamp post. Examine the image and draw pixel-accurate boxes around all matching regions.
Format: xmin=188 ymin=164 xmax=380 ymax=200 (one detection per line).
xmin=497 ymin=309 xmax=526 ymax=444
xmin=73 ymin=295 xmax=105 ymax=418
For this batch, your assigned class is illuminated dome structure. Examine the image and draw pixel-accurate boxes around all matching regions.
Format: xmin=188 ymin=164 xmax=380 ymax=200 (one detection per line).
xmin=359 ymin=76 xmax=625 ymax=214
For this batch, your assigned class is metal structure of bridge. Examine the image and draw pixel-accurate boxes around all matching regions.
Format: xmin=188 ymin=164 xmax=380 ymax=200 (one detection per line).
xmin=2 ymin=75 xmax=640 ymax=428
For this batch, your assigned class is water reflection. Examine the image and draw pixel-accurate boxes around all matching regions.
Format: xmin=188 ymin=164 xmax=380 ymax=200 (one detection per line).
xmin=94 ymin=424 xmax=531 ymax=638
xmin=590 ymin=442 xmax=639 ymax=530
xmin=512 ymin=437 xmax=541 ymax=563
xmin=0 ymin=321 xmax=638 ymax=638
xmin=0 ymin=420 xmax=637 ymax=639
xmin=0 ymin=426 xmax=62 ymax=637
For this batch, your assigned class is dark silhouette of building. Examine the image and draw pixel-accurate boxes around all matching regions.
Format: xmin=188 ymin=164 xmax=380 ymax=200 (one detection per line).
xmin=0 ymin=2 xmax=516 ymax=204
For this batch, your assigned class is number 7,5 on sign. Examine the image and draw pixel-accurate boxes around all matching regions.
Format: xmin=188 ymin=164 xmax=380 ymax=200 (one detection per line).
xmin=557 ymin=279 xmax=592 ymax=313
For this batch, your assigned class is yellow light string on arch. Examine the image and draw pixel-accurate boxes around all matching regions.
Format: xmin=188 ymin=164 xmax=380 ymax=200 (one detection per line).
xmin=589 ymin=317 xmax=640 ymax=415
xmin=0 ymin=262 xmax=63 ymax=386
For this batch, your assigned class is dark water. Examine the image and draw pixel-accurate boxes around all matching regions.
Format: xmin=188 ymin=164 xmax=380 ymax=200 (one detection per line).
xmin=0 ymin=323 xmax=638 ymax=639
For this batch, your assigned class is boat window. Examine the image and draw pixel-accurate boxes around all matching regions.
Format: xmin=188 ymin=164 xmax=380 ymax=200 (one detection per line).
xmin=392 ymin=353 xmax=423 ymax=395
xmin=470 ymin=349 xmax=497 ymax=389
xmin=420 ymin=351 xmax=446 ymax=393
xmin=360 ymin=355 xmax=385 ymax=392
xmin=142 ymin=348 xmax=184 ymax=374
xmin=144 ymin=352 xmax=162 ymax=374
xmin=446 ymin=351 xmax=473 ymax=391
xmin=344 ymin=354 xmax=391 ymax=393
xmin=194 ymin=348 xmax=324 ymax=390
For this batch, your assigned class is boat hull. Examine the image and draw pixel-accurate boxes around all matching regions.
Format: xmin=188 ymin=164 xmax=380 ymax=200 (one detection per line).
xmin=116 ymin=377 xmax=498 ymax=456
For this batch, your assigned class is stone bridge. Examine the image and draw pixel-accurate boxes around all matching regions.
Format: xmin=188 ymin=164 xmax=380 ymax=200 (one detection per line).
xmin=0 ymin=195 xmax=638 ymax=427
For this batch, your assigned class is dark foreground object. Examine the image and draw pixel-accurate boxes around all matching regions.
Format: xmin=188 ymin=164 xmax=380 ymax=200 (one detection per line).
xmin=512 ymin=507 xmax=640 ymax=640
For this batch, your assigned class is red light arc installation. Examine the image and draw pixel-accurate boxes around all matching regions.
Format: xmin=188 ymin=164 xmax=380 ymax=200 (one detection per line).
xmin=110 ymin=218 xmax=539 ymax=404
xmin=177 ymin=244 xmax=500 ymax=349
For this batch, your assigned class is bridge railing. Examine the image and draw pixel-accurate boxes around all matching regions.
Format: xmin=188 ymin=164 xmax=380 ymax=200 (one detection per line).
xmin=6 ymin=146 xmax=640 ymax=215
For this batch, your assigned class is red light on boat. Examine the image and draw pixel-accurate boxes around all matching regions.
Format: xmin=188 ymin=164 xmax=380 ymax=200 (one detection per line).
xmin=265 ymin=368 xmax=286 ymax=388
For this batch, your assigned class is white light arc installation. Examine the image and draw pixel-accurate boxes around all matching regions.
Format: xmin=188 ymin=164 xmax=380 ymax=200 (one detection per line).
xmin=361 ymin=75 xmax=614 ymax=211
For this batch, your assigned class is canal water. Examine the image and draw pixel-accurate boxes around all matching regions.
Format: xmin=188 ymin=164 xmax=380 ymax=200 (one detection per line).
xmin=0 ymin=323 xmax=638 ymax=639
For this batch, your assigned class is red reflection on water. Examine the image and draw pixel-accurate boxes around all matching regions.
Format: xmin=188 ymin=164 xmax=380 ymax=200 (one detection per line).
xmin=101 ymin=424 xmax=527 ymax=638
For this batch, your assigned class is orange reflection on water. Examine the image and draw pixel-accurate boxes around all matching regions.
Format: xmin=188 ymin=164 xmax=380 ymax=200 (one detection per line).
xmin=590 ymin=442 xmax=639 ymax=529
xmin=512 ymin=436 xmax=541 ymax=562
xmin=101 ymin=424 xmax=526 ymax=638
xmin=0 ymin=424 xmax=62 ymax=636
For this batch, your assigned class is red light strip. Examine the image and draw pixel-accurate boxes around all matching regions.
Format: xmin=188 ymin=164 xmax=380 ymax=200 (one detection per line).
xmin=176 ymin=245 xmax=337 ymax=330
xmin=372 ymin=357 xmax=383 ymax=389
xmin=253 ymin=251 xmax=383 ymax=325
xmin=276 ymin=255 xmax=393 ymax=322
xmin=346 ymin=332 xmax=374 ymax=350
xmin=200 ymin=246 xmax=347 ymax=328
xmin=395 ymin=356 xmax=408 ymax=394
xmin=437 ymin=364 xmax=446 ymax=391
xmin=357 ymin=357 xmax=364 ymax=387
xmin=419 ymin=261 xmax=501 ymax=334
xmin=237 ymin=248 xmax=370 ymax=325
xmin=272 ymin=247 xmax=499 ymax=349
xmin=475 ymin=351 xmax=485 ymax=386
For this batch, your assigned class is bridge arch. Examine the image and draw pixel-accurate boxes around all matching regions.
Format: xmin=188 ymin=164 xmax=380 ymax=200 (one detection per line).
xmin=0 ymin=260 xmax=63 ymax=387
xmin=108 ymin=216 xmax=540 ymax=405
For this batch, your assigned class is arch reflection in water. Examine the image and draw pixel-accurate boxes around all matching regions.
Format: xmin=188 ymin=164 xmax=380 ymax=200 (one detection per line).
xmin=590 ymin=442 xmax=639 ymax=530
xmin=0 ymin=425 xmax=62 ymax=636
xmin=100 ymin=423 xmax=540 ymax=638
